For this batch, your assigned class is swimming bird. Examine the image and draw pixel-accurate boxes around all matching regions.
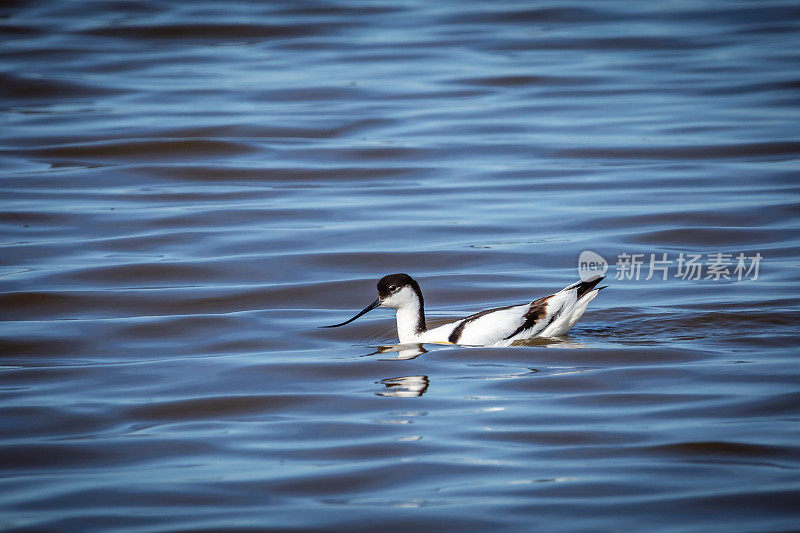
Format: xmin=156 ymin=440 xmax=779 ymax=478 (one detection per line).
xmin=323 ymin=273 xmax=606 ymax=347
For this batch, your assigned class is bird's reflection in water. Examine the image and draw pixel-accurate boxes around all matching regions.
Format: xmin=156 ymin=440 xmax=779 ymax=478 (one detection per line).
xmin=369 ymin=338 xmax=588 ymax=398
xmin=367 ymin=343 xmax=428 ymax=360
xmin=377 ymin=375 xmax=430 ymax=398
xmin=511 ymin=336 xmax=587 ymax=349
xmin=368 ymin=337 xmax=586 ymax=360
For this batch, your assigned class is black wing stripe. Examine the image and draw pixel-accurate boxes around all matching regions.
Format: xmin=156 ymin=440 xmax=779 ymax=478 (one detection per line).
xmin=448 ymin=320 xmax=467 ymax=344
xmin=448 ymin=304 xmax=517 ymax=344
xmin=503 ymin=295 xmax=552 ymax=340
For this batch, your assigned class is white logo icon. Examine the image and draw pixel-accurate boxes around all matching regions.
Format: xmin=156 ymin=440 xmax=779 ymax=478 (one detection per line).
xmin=578 ymin=250 xmax=608 ymax=281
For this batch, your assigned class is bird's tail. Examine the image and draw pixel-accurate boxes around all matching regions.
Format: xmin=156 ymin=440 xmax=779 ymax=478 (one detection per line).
xmin=564 ymin=275 xmax=607 ymax=300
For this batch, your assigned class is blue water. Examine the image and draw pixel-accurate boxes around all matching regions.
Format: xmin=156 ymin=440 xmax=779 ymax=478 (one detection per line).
xmin=1 ymin=1 xmax=800 ymax=531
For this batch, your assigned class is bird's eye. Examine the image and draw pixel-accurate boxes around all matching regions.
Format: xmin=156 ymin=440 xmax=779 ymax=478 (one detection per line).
xmin=388 ymin=285 xmax=397 ymax=292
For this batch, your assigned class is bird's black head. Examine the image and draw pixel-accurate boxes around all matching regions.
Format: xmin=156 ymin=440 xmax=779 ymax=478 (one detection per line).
xmin=321 ymin=273 xmax=425 ymax=329
xmin=377 ymin=273 xmax=419 ymax=300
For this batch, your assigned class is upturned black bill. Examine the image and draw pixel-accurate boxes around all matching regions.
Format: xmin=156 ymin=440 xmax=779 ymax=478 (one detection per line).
xmin=321 ymin=298 xmax=380 ymax=328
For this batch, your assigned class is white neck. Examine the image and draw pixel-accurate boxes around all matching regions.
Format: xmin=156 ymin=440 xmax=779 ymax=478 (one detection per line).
xmin=396 ymin=303 xmax=424 ymax=343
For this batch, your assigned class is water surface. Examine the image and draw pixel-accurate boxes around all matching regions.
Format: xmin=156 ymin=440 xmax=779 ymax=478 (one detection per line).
xmin=2 ymin=1 xmax=800 ymax=531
